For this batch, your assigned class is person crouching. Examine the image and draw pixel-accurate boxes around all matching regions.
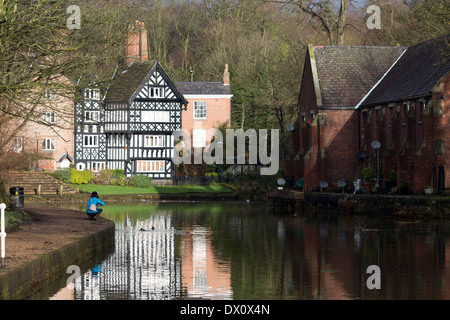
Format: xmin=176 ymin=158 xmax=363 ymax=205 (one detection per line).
xmin=86 ymin=191 xmax=105 ymax=221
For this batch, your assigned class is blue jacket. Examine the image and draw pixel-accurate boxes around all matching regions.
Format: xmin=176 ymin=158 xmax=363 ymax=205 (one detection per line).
xmin=87 ymin=197 xmax=105 ymax=214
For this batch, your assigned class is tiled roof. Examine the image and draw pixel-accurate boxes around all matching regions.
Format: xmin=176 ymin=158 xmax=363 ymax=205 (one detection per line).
xmin=361 ymin=35 xmax=450 ymax=106
xmin=176 ymin=82 xmax=231 ymax=96
xmin=104 ymin=62 xmax=231 ymax=102
xmin=313 ymin=46 xmax=406 ymax=108
xmin=104 ymin=61 xmax=155 ymax=102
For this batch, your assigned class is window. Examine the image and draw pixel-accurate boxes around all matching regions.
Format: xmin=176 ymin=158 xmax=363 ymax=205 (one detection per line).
xmin=43 ymin=112 xmax=56 ymax=124
xmin=84 ymin=89 xmax=101 ymax=100
xmin=193 ymin=129 xmax=206 ymax=148
xmin=83 ymin=135 xmax=98 ymax=147
xmin=194 ymin=101 xmax=207 ymax=120
xmin=141 ymin=111 xmax=170 ymax=123
xmin=149 ymin=87 xmax=164 ymax=98
xmin=144 ymin=135 xmax=165 ymax=148
xmin=91 ymin=162 xmax=106 ymax=172
xmin=137 ymin=161 xmax=165 ymax=173
xmin=85 ymin=111 xmax=100 ymax=122
xmin=12 ymin=137 xmax=23 ymax=153
xmin=43 ymin=138 xmax=56 ymax=150
xmin=44 ymin=91 xmax=55 ymax=100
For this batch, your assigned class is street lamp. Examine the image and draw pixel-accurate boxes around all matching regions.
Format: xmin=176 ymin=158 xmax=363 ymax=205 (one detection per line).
xmin=35 ymin=128 xmax=40 ymax=170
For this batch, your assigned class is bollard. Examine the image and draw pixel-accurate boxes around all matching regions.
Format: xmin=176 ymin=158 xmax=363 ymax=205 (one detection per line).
xmin=0 ymin=203 xmax=6 ymax=269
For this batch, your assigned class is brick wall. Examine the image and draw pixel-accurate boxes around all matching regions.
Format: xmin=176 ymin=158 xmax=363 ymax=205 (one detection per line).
xmin=359 ymin=73 xmax=449 ymax=193
xmin=182 ymin=97 xmax=231 ymax=145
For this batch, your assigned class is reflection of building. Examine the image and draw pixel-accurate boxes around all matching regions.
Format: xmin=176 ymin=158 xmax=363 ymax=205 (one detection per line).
xmin=51 ymin=213 xmax=232 ymax=300
xmin=180 ymin=226 xmax=232 ymax=299
xmin=66 ymin=214 xmax=181 ymax=300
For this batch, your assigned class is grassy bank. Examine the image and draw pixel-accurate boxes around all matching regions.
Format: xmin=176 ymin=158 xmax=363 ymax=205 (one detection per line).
xmin=73 ymin=183 xmax=234 ymax=195
xmin=4 ymin=210 xmax=32 ymax=231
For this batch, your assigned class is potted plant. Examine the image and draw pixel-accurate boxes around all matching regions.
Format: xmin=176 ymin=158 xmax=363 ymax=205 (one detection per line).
xmin=385 ymin=170 xmax=398 ymax=193
xmin=424 ymin=185 xmax=434 ymax=195
xmin=362 ymin=167 xmax=376 ymax=194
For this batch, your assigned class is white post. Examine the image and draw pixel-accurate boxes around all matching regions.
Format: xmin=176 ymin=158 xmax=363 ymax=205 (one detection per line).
xmin=0 ymin=203 xmax=6 ymax=269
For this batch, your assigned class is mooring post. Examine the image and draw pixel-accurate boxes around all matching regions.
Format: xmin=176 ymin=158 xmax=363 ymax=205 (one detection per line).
xmin=0 ymin=203 xmax=6 ymax=269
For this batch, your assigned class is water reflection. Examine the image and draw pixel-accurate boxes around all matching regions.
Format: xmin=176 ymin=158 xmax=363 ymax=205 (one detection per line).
xmin=49 ymin=202 xmax=450 ymax=300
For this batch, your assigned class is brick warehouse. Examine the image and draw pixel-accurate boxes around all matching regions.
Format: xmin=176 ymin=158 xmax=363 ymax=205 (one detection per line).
xmin=286 ymin=35 xmax=449 ymax=194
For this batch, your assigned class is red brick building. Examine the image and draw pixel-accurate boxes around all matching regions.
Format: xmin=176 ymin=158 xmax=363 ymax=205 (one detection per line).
xmin=286 ymin=36 xmax=449 ymax=194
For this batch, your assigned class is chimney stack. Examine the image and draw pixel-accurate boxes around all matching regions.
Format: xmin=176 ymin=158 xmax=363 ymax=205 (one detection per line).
xmin=223 ymin=64 xmax=230 ymax=86
xmin=125 ymin=20 xmax=149 ymax=68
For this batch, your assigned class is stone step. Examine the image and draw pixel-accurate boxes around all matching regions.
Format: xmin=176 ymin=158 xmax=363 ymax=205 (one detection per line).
xmin=6 ymin=171 xmax=79 ymax=195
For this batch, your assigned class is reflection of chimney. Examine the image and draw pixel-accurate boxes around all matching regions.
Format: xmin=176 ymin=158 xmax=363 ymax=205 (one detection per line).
xmin=125 ymin=20 xmax=149 ymax=68
xmin=223 ymin=64 xmax=230 ymax=86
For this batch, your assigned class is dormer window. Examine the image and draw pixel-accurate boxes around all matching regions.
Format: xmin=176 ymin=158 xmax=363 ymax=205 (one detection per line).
xmin=149 ymin=87 xmax=164 ymax=98
xmin=84 ymin=89 xmax=101 ymax=100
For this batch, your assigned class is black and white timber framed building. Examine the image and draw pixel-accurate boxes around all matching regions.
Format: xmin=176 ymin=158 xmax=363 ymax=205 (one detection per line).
xmin=74 ymin=61 xmax=187 ymax=180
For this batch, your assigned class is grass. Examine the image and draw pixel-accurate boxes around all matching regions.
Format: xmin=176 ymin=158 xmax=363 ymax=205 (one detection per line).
xmin=4 ymin=210 xmax=32 ymax=231
xmin=73 ymin=183 xmax=234 ymax=195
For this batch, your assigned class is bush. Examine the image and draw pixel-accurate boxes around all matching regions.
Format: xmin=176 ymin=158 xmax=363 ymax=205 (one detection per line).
xmin=129 ymin=175 xmax=153 ymax=188
xmin=92 ymin=169 xmax=114 ymax=185
xmin=112 ymin=169 xmax=125 ymax=177
xmin=385 ymin=170 xmax=397 ymax=187
xmin=70 ymin=169 xmax=93 ymax=184
xmin=51 ymin=168 xmax=71 ymax=183
xmin=205 ymin=172 xmax=219 ymax=177
xmin=362 ymin=167 xmax=376 ymax=181
xmin=110 ymin=176 xmax=127 ymax=187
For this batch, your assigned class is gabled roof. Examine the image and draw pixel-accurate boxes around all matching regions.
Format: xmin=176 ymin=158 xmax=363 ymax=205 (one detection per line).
xmin=104 ymin=61 xmax=187 ymax=106
xmin=104 ymin=61 xmax=155 ymax=102
xmin=58 ymin=153 xmax=73 ymax=162
xmin=176 ymin=82 xmax=232 ymax=96
xmin=310 ymin=45 xmax=406 ymax=108
xmin=360 ymin=35 xmax=450 ymax=107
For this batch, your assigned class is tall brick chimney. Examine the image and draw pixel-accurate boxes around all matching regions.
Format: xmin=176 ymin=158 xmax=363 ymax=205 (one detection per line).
xmin=125 ymin=20 xmax=149 ymax=68
xmin=223 ymin=64 xmax=230 ymax=86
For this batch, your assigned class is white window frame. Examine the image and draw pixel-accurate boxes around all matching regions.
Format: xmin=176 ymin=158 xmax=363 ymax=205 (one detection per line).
xmin=193 ymin=129 xmax=207 ymax=148
xmin=43 ymin=112 xmax=56 ymax=124
xmin=84 ymin=111 xmax=100 ymax=122
xmin=144 ymin=135 xmax=165 ymax=148
xmin=12 ymin=136 xmax=23 ymax=153
xmin=194 ymin=101 xmax=207 ymax=120
xmin=141 ymin=111 xmax=170 ymax=123
xmin=137 ymin=160 xmax=165 ymax=173
xmin=44 ymin=90 xmax=56 ymax=100
xmin=43 ymin=138 xmax=56 ymax=151
xmin=83 ymin=135 xmax=98 ymax=147
xmin=84 ymin=89 xmax=101 ymax=101
xmin=149 ymin=87 xmax=164 ymax=98
xmin=91 ymin=162 xmax=106 ymax=173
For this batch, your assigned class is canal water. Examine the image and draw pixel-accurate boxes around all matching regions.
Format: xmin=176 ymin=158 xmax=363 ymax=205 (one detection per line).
xmin=48 ymin=201 xmax=450 ymax=300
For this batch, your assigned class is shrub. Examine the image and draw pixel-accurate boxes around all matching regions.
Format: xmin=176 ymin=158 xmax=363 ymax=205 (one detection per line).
xmin=51 ymin=168 xmax=71 ymax=183
xmin=70 ymin=169 xmax=93 ymax=184
xmin=385 ymin=170 xmax=397 ymax=187
xmin=110 ymin=176 xmax=127 ymax=187
xmin=129 ymin=174 xmax=153 ymax=188
xmin=112 ymin=169 xmax=125 ymax=177
xmin=93 ymin=169 xmax=114 ymax=185
xmin=205 ymin=172 xmax=219 ymax=177
xmin=362 ymin=167 xmax=376 ymax=181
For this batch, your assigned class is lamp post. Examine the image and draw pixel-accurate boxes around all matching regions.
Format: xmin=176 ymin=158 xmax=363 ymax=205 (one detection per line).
xmin=35 ymin=128 xmax=40 ymax=170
